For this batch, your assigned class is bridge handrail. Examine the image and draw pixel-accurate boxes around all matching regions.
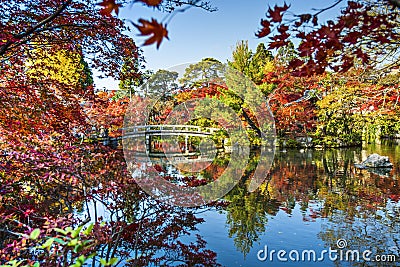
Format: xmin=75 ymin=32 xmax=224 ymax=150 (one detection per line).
xmin=122 ymin=125 xmax=221 ymax=133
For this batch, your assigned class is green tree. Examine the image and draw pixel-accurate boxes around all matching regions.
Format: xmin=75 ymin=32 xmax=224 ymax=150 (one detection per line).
xmin=177 ymin=59 xmax=270 ymax=141
xmin=248 ymin=43 xmax=273 ymax=84
xmin=179 ymin=58 xmax=224 ymax=88
xmin=118 ymin=57 xmax=151 ymax=99
xmin=228 ymin=40 xmax=252 ymax=75
xmin=119 ymin=59 xmax=141 ymax=94
xmin=140 ymin=69 xmax=179 ymax=98
xmin=229 ymin=41 xmax=274 ymax=84
xmin=276 ymin=41 xmax=297 ymax=67
xmin=224 ymin=183 xmax=277 ymax=256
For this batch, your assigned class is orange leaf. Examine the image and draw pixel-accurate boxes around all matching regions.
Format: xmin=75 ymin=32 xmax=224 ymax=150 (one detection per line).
xmin=98 ymin=0 xmax=122 ymax=16
xmin=135 ymin=0 xmax=163 ymax=6
xmin=134 ymin=18 xmax=169 ymax=49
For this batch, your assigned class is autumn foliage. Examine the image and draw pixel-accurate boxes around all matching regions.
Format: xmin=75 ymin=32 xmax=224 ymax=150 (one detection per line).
xmin=1 ymin=0 xmax=400 ymax=265
xmin=0 ymin=0 xmax=222 ymax=265
xmin=134 ymin=18 xmax=169 ymax=48
xmin=257 ymin=1 xmax=400 ymax=76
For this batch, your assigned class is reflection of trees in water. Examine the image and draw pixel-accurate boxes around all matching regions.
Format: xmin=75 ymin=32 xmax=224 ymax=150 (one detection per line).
xmin=7 ymin=145 xmax=393 ymax=265
xmin=315 ymin=148 xmax=400 ymax=266
xmin=224 ymin=183 xmax=280 ymax=257
xmin=266 ymin=148 xmax=400 ymax=216
xmin=219 ymin=147 xmax=400 ymax=259
xmin=268 ymin=150 xmax=319 ymax=209
xmin=222 ymin=151 xmax=280 ymax=257
xmin=319 ymin=204 xmax=400 ymax=266
xmin=0 ymin=146 xmax=222 ymax=266
xmin=80 ymin=152 xmax=223 ymax=266
xmin=91 ymin=195 xmax=222 ymax=266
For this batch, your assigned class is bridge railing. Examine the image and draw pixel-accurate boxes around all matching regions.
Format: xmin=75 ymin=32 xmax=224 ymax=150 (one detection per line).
xmin=123 ymin=125 xmax=221 ymax=135
xmin=73 ymin=125 xmax=223 ymax=149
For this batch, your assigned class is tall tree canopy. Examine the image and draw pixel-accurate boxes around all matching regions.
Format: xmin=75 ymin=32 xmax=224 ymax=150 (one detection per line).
xmin=248 ymin=43 xmax=274 ymax=84
xmin=228 ymin=42 xmax=274 ymax=85
xmin=179 ymin=58 xmax=224 ymax=88
xmin=0 ymin=0 xmax=139 ymax=78
xmin=228 ymin=41 xmax=253 ymax=75
xmin=140 ymin=69 xmax=179 ymax=97
xmin=0 ymin=0 xmax=215 ymax=145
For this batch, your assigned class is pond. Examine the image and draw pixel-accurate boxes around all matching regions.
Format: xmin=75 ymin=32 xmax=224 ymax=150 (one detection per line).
xmin=138 ymin=141 xmax=400 ymax=266
xmin=74 ymin=141 xmax=400 ymax=266
xmin=191 ymin=142 xmax=400 ymax=266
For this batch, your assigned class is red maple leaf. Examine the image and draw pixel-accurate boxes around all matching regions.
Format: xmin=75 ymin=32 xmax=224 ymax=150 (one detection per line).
xmin=256 ymin=19 xmax=271 ymax=38
xmin=276 ymin=2 xmax=291 ymax=13
xmin=289 ymin=58 xmax=304 ymax=69
xmin=376 ymin=34 xmax=390 ymax=43
xmin=278 ymin=24 xmax=289 ymax=34
xmin=348 ymin=1 xmax=363 ymax=9
xmin=343 ymin=31 xmax=362 ymax=44
xmin=298 ymin=39 xmax=319 ymax=57
xmin=134 ymin=18 xmax=169 ymax=48
xmin=354 ymin=48 xmax=369 ymax=64
xmin=269 ymin=39 xmax=289 ymax=49
xmin=153 ymin=164 xmax=164 ymax=172
xmin=268 ymin=3 xmax=290 ymax=23
xmin=268 ymin=6 xmax=284 ymax=23
xmin=340 ymin=55 xmax=354 ymax=72
xmin=135 ymin=0 xmax=163 ymax=6
xmin=98 ymin=0 xmax=122 ymax=16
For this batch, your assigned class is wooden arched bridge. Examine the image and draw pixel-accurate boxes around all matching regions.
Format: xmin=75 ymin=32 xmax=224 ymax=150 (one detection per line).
xmin=78 ymin=124 xmax=232 ymax=164
xmin=81 ymin=124 xmax=221 ymax=147
xmin=123 ymin=125 xmax=221 ymax=155
xmin=123 ymin=125 xmax=220 ymax=138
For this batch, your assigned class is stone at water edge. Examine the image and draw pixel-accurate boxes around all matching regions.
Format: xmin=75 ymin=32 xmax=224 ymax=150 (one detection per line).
xmin=355 ymin=153 xmax=393 ymax=169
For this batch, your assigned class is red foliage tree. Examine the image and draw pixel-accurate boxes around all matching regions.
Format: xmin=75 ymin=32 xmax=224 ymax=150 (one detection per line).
xmin=264 ymin=66 xmax=320 ymax=137
xmin=257 ymin=1 xmax=400 ymax=76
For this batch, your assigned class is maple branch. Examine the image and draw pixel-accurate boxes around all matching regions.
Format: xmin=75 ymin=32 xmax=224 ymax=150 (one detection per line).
xmin=310 ymin=0 xmax=344 ymax=17
xmin=38 ymin=24 xmax=91 ymax=32
xmin=164 ymin=0 xmax=217 ymax=12
xmin=15 ymin=0 xmax=73 ymax=39
xmin=0 ymin=0 xmax=73 ymax=56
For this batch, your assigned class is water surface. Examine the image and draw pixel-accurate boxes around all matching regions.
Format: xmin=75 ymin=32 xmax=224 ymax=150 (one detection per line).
xmin=183 ymin=142 xmax=400 ymax=266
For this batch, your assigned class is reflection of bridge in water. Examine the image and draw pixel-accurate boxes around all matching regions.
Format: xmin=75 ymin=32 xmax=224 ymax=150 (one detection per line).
xmin=133 ymin=153 xmax=217 ymax=165
xmin=123 ymin=125 xmax=221 ymax=154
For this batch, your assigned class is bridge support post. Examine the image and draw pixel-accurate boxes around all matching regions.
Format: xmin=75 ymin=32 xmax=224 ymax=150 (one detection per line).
xmin=185 ymin=135 xmax=189 ymax=154
xmin=145 ymin=134 xmax=151 ymax=155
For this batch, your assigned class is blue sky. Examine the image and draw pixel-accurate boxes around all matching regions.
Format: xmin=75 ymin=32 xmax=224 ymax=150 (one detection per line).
xmin=95 ymin=0 xmax=345 ymax=89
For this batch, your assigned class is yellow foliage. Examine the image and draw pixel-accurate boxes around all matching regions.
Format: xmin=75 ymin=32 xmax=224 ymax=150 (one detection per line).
xmin=27 ymin=48 xmax=90 ymax=87
xmin=263 ymin=60 xmax=275 ymax=74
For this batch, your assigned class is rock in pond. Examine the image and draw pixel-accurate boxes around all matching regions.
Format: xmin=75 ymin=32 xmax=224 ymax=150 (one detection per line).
xmin=354 ymin=153 xmax=393 ymax=169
